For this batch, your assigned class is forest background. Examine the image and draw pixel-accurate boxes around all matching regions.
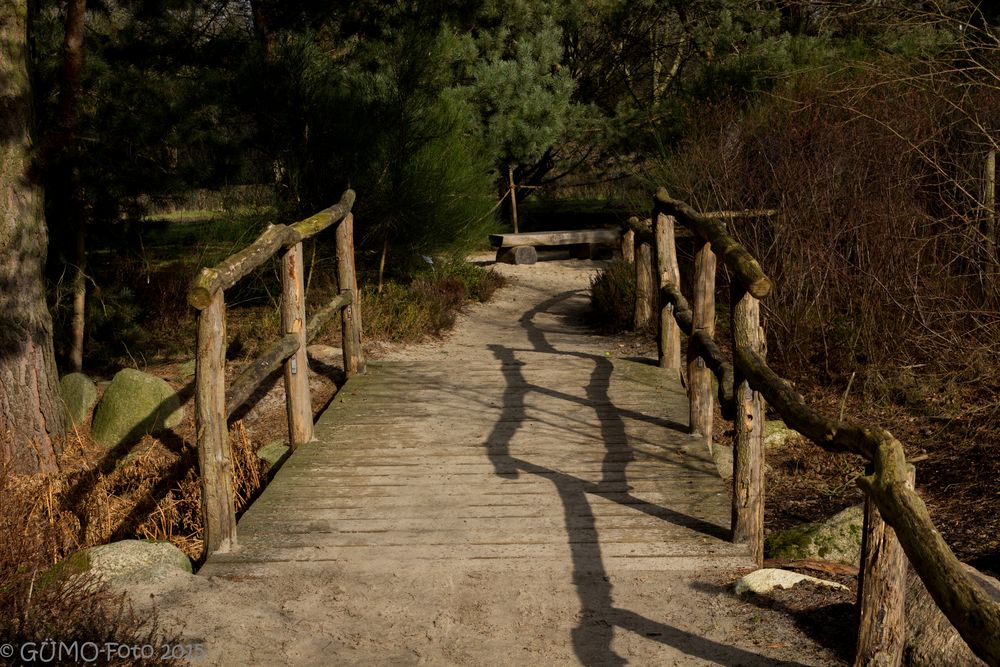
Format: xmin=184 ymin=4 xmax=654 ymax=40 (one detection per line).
xmin=1 ymin=0 xmax=1000 ymax=656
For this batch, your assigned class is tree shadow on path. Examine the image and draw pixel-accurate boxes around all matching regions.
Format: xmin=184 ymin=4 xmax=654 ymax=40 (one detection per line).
xmin=483 ymin=289 xmax=808 ymax=666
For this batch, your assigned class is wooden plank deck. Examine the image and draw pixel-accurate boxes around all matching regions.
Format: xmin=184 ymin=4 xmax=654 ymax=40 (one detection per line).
xmin=168 ymin=265 xmax=846 ymax=666
xmin=202 ymin=353 xmax=747 ymax=572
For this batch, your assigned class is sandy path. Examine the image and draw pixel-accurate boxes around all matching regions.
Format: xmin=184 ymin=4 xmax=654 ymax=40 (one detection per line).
xmin=124 ymin=256 xmax=843 ymax=666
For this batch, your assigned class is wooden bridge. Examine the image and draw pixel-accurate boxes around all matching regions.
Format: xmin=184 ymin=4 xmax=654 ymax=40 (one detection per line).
xmin=187 ymin=265 xmax=820 ymax=665
xmin=183 ymin=189 xmax=1000 ymax=665
xmin=203 ymin=297 xmax=745 ymax=573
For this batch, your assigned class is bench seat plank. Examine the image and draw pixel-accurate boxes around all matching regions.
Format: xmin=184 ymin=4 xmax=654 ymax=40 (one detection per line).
xmin=489 ymin=229 xmax=621 ymax=248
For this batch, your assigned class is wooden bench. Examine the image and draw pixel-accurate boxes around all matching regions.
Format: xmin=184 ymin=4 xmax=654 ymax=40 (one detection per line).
xmin=489 ymin=229 xmax=622 ymax=264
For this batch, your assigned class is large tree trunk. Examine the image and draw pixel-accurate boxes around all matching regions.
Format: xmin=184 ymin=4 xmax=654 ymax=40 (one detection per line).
xmin=0 ymin=1 xmax=67 ymax=473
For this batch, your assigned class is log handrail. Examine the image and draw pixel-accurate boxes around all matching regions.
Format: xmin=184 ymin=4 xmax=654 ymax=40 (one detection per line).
xmin=188 ymin=190 xmax=356 ymax=310
xmin=653 ymin=187 xmax=772 ymax=299
xmin=188 ymin=189 xmax=365 ymax=558
xmin=639 ymin=188 xmax=1000 ymax=665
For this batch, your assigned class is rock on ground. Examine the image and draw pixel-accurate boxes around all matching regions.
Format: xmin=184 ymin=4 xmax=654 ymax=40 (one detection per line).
xmin=81 ymin=540 xmax=192 ymax=585
xmin=91 ymin=368 xmax=184 ymax=447
xmin=765 ymin=504 xmax=864 ymax=566
xmin=60 ymin=372 xmax=97 ymax=428
xmin=763 ymin=419 xmax=801 ymax=449
xmin=734 ymin=568 xmax=849 ymax=595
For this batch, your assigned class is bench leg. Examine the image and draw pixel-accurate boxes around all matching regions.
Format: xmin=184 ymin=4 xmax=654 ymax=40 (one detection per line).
xmin=496 ymin=245 xmax=538 ymax=265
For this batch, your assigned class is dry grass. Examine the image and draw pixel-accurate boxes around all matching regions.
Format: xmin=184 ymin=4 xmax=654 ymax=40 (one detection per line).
xmin=0 ymin=459 xmax=179 ymax=666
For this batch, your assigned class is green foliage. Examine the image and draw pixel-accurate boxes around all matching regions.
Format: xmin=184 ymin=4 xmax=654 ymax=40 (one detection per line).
xmin=589 ymin=260 xmax=635 ymax=332
xmin=361 ymin=262 xmax=506 ymax=342
xmin=460 ymin=3 xmax=581 ymax=166
xmin=347 ymin=28 xmax=501 ymax=264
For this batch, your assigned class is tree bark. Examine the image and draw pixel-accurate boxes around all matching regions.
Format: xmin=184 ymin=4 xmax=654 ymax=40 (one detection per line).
xmin=61 ymin=0 xmax=87 ymax=372
xmin=0 ymin=1 xmax=66 ymax=473
xmin=689 ymin=238 xmax=716 ymax=443
xmin=855 ymin=464 xmax=915 ymax=667
xmin=732 ymin=286 xmax=764 ymax=565
xmin=634 ymin=242 xmax=655 ymax=330
xmin=654 ymin=213 xmax=681 ymax=370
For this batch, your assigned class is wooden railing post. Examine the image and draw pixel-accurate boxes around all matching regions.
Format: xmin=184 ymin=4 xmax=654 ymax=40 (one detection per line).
xmin=195 ymin=289 xmax=237 ymax=555
xmin=856 ymin=464 xmax=916 ymax=667
xmin=731 ymin=284 xmax=764 ymax=564
xmin=689 ymin=238 xmax=717 ymax=446
xmin=621 ymin=228 xmax=635 ymax=264
xmin=337 ymin=212 xmax=366 ymax=376
xmin=654 ymin=212 xmax=682 ymax=370
xmin=281 ymin=241 xmax=313 ymax=449
xmin=634 ymin=241 xmax=656 ymax=330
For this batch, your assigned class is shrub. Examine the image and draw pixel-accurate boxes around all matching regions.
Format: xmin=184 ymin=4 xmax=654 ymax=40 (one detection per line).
xmin=361 ymin=262 xmax=506 ymax=342
xmin=589 ymin=260 xmax=635 ymax=332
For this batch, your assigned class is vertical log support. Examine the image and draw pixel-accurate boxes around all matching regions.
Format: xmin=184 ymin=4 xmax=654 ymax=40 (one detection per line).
xmin=634 ymin=241 xmax=656 ymax=331
xmin=195 ymin=290 xmax=237 ymax=555
xmin=337 ymin=213 xmax=366 ymax=376
xmin=655 ymin=213 xmax=682 ymax=370
xmin=855 ymin=465 xmax=916 ymax=667
xmin=621 ymin=229 xmax=635 ymax=264
xmin=281 ymin=241 xmax=313 ymax=449
xmin=508 ymin=164 xmax=519 ymax=234
xmin=689 ymin=238 xmax=717 ymax=445
xmin=731 ymin=285 xmax=765 ymax=564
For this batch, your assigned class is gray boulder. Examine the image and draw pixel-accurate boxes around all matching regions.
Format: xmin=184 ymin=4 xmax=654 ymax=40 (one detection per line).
xmin=45 ymin=539 xmax=192 ymax=588
xmin=60 ymin=372 xmax=97 ymax=428
xmin=764 ymin=504 xmax=865 ymax=566
xmin=91 ymin=368 xmax=184 ymax=447
xmin=86 ymin=539 xmax=193 ymax=584
xmin=763 ymin=419 xmax=801 ymax=449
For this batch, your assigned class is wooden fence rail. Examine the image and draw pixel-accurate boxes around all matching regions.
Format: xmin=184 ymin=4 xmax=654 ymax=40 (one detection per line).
xmin=187 ymin=190 xmax=365 ymax=557
xmin=627 ymin=188 xmax=1000 ymax=665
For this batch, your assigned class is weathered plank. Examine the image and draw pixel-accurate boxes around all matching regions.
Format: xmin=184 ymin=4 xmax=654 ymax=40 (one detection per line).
xmin=489 ymin=229 xmax=620 ymax=248
xmin=205 ymin=356 xmax=747 ymax=580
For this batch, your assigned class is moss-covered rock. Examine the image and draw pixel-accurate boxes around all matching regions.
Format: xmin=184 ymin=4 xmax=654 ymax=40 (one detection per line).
xmin=85 ymin=539 xmax=192 ymax=583
xmin=38 ymin=539 xmax=192 ymax=590
xmin=91 ymin=368 xmax=184 ymax=448
xmin=763 ymin=419 xmax=801 ymax=449
xmin=764 ymin=504 xmax=864 ymax=566
xmin=257 ymin=441 xmax=291 ymax=469
xmin=60 ymin=372 xmax=97 ymax=428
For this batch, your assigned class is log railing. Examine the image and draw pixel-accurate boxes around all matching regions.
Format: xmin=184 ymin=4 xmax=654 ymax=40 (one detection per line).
xmin=625 ymin=189 xmax=1000 ymax=666
xmin=187 ymin=189 xmax=365 ymax=557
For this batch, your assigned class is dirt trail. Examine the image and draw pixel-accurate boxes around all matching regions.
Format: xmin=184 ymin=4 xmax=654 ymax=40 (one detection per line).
xmin=125 ymin=256 xmax=845 ymax=666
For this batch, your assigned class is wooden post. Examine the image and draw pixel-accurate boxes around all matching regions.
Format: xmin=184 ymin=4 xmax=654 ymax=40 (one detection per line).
xmin=337 ymin=212 xmax=366 ymax=376
xmin=855 ymin=464 xmax=916 ymax=667
xmin=731 ymin=285 xmax=764 ymax=564
xmin=621 ymin=229 xmax=635 ymax=264
xmin=195 ymin=290 xmax=237 ymax=556
xmin=634 ymin=242 xmax=655 ymax=330
xmin=654 ymin=213 xmax=682 ymax=370
xmin=508 ymin=164 xmax=519 ymax=234
xmin=281 ymin=241 xmax=312 ymax=449
xmin=689 ymin=238 xmax=717 ymax=447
